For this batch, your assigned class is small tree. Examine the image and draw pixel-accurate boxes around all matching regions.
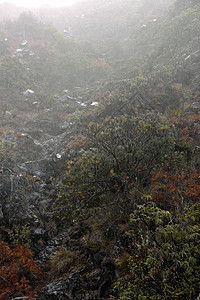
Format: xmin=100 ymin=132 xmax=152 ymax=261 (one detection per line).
xmin=54 ymin=113 xmax=175 ymax=222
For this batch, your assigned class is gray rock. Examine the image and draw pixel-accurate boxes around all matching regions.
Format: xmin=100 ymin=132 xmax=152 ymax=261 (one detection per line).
xmin=12 ymin=298 xmax=36 ymax=300
xmin=190 ymin=102 xmax=200 ymax=113
xmin=11 ymin=297 xmax=36 ymax=300
xmin=0 ymin=204 xmax=4 ymax=222
xmin=39 ymin=280 xmax=69 ymax=297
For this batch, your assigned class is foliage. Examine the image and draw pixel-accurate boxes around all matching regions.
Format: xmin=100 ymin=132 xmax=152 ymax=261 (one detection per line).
xmin=8 ymin=225 xmax=31 ymax=247
xmin=150 ymin=108 xmax=200 ymax=212
xmin=1 ymin=0 xmax=200 ymax=298
xmin=115 ymin=201 xmax=200 ymax=299
xmin=0 ymin=240 xmax=43 ymax=299
xmin=0 ymin=12 xmax=112 ymax=95
xmin=53 ymin=113 xmax=175 ymax=223
xmin=151 ymin=166 xmax=200 ymax=211
xmin=0 ymin=56 xmax=29 ymax=90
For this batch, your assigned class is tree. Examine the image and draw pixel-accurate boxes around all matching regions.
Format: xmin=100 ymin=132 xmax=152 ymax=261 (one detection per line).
xmin=53 ymin=113 xmax=175 ymax=223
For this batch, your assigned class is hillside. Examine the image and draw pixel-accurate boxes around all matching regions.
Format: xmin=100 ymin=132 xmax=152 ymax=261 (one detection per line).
xmin=0 ymin=0 xmax=200 ymax=299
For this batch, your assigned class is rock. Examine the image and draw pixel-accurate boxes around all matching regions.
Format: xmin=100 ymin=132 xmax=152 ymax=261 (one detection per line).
xmin=39 ymin=280 xmax=69 ymax=299
xmin=19 ymin=152 xmax=66 ymax=181
xmin=93 ymin=252 xmax=103 ymax=267
xmin=91 ymin=102 xmax=99 ymax=106
xmin=20 ymin=40 xmax=28 ymax=46
xmin=99 ymin=280 xmax=111 ymax=297
xmin=11 ymin=297 xmax=36 ymax=300
xmin=103 ymin=224 xmax=119 ymax=239
xmin=14 ymin=135 xmax=44 ymax=163
xmin=0 ymin=203 xmax=4 ymax=222
xmin=31 ymin=227 xmax=48 ymax=244
xmin=34 ymin=227 xmax=46 ymax=235
xmin=85 ymin=269 xmax=101 ymax=290
xmin=69 ymin=226 xmax=85 ymax=240
xmin=36 ymin=231 xmax=69 ymax=263
xmin=190 ymin=102 xmax=200 ymax=113
xmin=101 ymin=257 xmax=116 ymax=279
xmin=39 ymin=268 xmax=85 ymax=299
xmin=68 ymin=267 xmax=86 ymax=296
xmin=24 ymin=120 xmax=66 ymax=137
xmin=23 ymin=89 xmax=34 ymax=95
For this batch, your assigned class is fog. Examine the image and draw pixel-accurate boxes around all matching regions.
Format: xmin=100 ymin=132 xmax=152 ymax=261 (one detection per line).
xmin=0 ymin=0 xmax=200 ymax=298
xmin=0 ymin=0 xmax=77 ymax=8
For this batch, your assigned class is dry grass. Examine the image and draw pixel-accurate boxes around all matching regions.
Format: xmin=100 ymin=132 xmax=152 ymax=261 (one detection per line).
xmin=50 ymin=247 xmax=77 ymax=275
xmin=115 ymin=252 xmax=130 ymax=272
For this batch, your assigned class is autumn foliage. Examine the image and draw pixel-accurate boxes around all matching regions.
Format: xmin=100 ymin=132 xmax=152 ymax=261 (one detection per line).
xmin=0 ymin=240 xmax=42 ymax=299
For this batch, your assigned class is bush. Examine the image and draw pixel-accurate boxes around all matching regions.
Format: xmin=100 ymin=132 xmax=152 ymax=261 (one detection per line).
xmin=0 ymin=240 xmax=43 ymax=299
xmin=114 ymin=201 xmax=200 ymax=299
xmin=53 ymin=113 xmax=175 ymax=223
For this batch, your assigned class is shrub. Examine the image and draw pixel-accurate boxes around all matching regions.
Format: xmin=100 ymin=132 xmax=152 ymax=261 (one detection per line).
xmin=0 ymin=240 xmax=43 ymax=299
xmin=114 ymin=201 xmax=200 ymax=299
xmin=54 ymin=113 xmax=175 ymax=223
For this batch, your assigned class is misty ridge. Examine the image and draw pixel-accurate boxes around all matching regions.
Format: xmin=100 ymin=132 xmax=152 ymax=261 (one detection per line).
xmin=0 ymin=0 xmax=200 ymax=299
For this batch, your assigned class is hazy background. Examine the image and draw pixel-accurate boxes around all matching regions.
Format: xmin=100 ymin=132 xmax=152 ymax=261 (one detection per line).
xmin=0 ymin=0 xmax=77 ymax=7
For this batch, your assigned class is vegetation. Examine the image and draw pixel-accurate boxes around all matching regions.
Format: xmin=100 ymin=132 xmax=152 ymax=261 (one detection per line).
xmin=0 ymin=241 xmax=43 ymax=299
xmin=0 ymin=0 xmax=200 ymax=298
xmin=54 ymin=113 xmax=175 ymax=222
xmin=114 ymin=201 xmax=200 ymax=299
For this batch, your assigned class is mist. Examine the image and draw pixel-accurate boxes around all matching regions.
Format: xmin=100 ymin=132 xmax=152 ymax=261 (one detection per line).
xmin=0 ymin=0 xmax=200 ymax=298
xmin=0 ymin=0 xmax=77 ymax=7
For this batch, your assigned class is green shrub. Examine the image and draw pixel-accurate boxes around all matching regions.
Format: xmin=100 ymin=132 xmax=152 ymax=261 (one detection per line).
xmin=53 ymin=113 xmax=175 ymax=223
xmin=115 ymin=201 xmax=200 ymax=299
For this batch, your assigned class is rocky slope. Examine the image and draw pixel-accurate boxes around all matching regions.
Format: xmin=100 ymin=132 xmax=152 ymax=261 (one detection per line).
xmin=1 ymin=0 xmax=200 ymax=298
xmin=0 ymin=85 xmax=123 ymax=299
xmin=1 ymin=81 xmax=200 ymax=300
